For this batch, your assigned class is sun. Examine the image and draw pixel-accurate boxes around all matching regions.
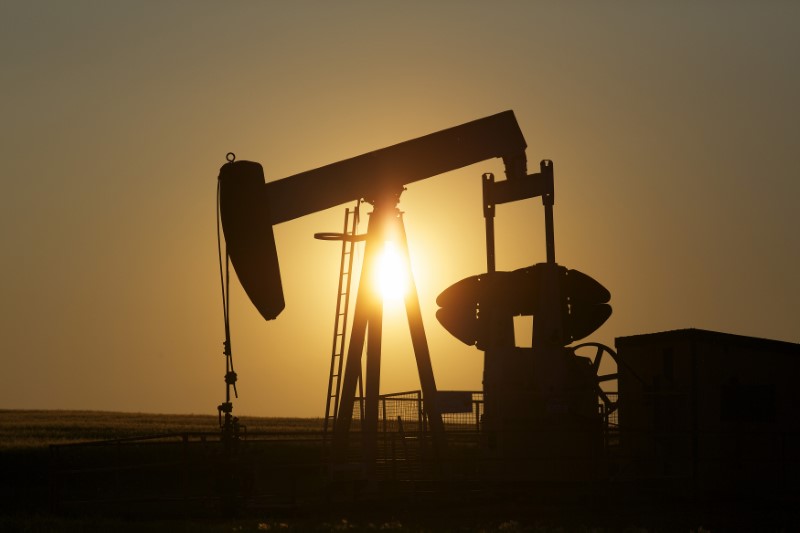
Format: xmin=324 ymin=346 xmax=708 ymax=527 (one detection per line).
xmin=374 ymin=241 xmax=409 ymax=302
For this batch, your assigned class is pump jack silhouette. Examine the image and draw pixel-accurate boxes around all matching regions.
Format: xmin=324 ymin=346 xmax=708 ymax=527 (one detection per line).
xmin=217 ymin=110 xmax=613 ymax=470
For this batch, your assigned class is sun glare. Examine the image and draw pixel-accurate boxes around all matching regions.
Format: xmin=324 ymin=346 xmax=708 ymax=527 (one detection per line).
xmin=375 ymin=241 xmax=409 ymax=302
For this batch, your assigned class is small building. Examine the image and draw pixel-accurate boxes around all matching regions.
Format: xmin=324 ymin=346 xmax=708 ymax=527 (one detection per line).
xmin=615 ymin=328 xmax=800 ymax=496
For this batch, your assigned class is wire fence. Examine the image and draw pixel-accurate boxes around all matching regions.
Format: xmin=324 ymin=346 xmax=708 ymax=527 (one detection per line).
xmin=350 ymin=390 xmax=484 ymax=434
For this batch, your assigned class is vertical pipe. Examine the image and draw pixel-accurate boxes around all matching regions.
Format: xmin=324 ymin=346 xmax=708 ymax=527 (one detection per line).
xmin=544 ymin=205 xmax=555 ymax=264
xmin=541 ymin=160 xmax=556 ymax=264
xmin=482 ymin=173 xmax=496 ymax=273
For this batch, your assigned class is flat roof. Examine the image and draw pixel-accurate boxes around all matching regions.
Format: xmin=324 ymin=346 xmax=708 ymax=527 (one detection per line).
xmin=615 ymin=328 xmax=800 ymax=355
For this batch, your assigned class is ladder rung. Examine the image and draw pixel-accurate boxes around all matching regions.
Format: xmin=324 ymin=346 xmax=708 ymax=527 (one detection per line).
xmin=325 ymin=205 xmax=359 ymax=421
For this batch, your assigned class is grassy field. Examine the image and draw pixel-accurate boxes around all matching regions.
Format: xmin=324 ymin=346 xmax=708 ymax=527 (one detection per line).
xmin=2 ymin=410 xmax=793 ymax=531
xmin=0 ymin=411 xmax=355 ymax=532
xmin=0 ymin=409 xmax=323 ymax=450
xmin=1 ymin=410 xmax=565 ymax=532
xmin=0 ymin=410 xmax=638 ymax=532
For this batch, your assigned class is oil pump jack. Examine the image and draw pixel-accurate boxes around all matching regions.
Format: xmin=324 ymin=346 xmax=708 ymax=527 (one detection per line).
xmin=217 ymin=110 xmax=615 ymax=476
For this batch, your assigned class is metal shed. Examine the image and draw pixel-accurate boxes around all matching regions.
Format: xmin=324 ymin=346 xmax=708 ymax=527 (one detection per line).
xmin=616 ymin=328 xmax=800 ymax=496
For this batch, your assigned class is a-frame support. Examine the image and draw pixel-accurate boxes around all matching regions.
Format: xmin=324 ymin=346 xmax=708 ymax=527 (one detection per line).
xmin=331 ymin=201 xmax=445 ymax=466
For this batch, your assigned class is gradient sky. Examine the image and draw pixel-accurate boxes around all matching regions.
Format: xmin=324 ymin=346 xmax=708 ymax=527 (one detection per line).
xmin=2 ymin=1 xmax=798 ymax=417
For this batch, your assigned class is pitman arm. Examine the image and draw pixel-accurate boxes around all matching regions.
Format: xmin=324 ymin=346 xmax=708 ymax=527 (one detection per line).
xmin=218 ymin=110 xmax=528 ymax=321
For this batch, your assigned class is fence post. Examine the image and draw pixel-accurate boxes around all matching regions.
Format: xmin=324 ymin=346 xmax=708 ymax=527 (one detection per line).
xmin=382 ymin=396 xmax=387 ymax=464
xmin=182 ymin=433 xmax=189 ymax=501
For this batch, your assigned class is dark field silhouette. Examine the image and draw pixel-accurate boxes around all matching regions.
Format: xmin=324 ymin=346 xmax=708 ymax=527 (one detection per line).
xmin=3 ymin=409 xmax=799 ymax=531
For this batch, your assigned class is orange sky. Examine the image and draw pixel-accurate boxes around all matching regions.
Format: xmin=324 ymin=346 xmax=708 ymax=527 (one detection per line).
xmin=2 ymin=2 xmax=798 ymax=417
